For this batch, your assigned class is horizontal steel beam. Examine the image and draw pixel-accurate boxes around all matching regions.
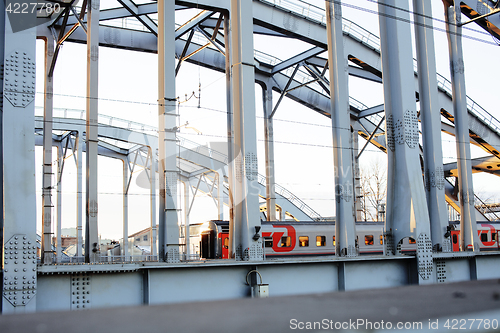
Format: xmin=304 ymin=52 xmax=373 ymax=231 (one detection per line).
xmin=117 ymin=0 xmax=158 ymax=36
xmin=271 ymin=46 xmax=325 ymax=75
xmin=357 ymin=104 xmax=385 ymax=119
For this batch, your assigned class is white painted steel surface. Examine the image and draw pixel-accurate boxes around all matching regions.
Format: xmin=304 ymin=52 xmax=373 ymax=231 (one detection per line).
xmin=445 ymin=3 xmax=480 ymax=252
xmin=41 ymin=33 xmax=54 ymax=264
xmin=325 ymin=0 xmax=357 ymax=257
xmin=230 ymin=0 xmax=263 ymax=261
xmin=85 ymin=0 xmax=100 ymax=263
xmin=2 ymin=3 xmax=38 ymax=313
xmin=413 ymin=0 xmax=450 ymax=253
xmin=158 ymin=0 xmax=180 ymax=263
xmin=378 ymin=0 xmax=434 ymax=283
xmin=263 ymin=84 xmax=277 ymax=221
xmin=3 ymin=0 xmax=500 ymax=314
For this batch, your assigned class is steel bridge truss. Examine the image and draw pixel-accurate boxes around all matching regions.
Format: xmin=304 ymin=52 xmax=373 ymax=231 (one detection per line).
xmin=3 ymin=0 xmax=500 ymax=313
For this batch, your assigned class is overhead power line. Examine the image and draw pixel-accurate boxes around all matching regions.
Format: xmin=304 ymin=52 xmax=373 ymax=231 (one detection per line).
xmin=324 ymin=0 xmax=500 ymax=46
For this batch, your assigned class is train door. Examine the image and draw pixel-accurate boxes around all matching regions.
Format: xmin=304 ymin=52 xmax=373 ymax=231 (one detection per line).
xmin=451 ymin=230 xmax=460 ymax=252
xmin=200 ymin=230 xmax=215 ymax=259
xmin=219 ymin=232 xmax=229 ymax=259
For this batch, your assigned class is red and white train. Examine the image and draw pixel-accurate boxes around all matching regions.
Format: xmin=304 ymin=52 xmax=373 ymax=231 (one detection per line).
xmin=197 ymin=220 xmax=500 ymax=259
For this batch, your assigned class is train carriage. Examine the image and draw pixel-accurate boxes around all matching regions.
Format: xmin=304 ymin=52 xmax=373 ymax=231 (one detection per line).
xmin=198 ymin=220 xmax=500 ymax=259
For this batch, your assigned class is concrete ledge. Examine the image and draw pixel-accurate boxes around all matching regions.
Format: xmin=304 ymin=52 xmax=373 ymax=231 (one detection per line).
xmin=2 ymin=279 xmax=500 ymax=332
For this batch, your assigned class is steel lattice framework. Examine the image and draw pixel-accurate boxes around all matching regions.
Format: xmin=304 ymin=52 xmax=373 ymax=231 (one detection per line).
xmin=2 ymin=0 xmax=500 ymax=313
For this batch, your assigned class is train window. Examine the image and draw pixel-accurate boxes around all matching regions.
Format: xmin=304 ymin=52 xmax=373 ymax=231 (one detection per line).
xmin=299 ymin=236 xmax=309 ymax=247
xmin=316 ymin=236 xmax=326 ymax=247
xmin=223 ymin=237 xmax=229 ymax=249
xmin=333 ymin=236 xmax=335 ymax=246
xmin=365 ymin=235 xmax=374 ymax=246
xmin=481 ymin=233 xmax=488 ymax=242
xmin=493 ymin=233 xmax=498 ymax=241
xmin=264 ymin=237 xmax=273 ymax=248
xmin=453 ymin=234 xmax=458 ymax=244
xmin=380 ymin=235 xmax=383 ymax=245
xmin=409 ymin=238 xmax=416 ymax=244
xmin=281 ymin=236 xmax=291 ymax=248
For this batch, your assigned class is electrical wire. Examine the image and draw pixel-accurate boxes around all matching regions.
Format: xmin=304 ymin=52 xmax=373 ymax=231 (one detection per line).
xmin=328 ymin=0 xmax=500 ymax=46
xmin=33 ymin=96 xmax=500 ymax=153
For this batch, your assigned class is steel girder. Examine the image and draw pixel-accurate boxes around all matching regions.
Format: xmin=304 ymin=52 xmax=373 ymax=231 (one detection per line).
xmin=44 ymin=3 xmax=500 ymax=224
xmin=31 ymin=0 xmax=500 ymax=249
xmin=2 ymin=3 xmax=38 ymax=313
xmin=445 ymin=3 xmax=479 ymax=252
xmin=34 ymin=115 xmax=317 ymax=224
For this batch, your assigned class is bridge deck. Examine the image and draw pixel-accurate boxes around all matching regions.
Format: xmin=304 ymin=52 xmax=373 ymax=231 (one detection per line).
xmin=2 ymin=279 xmax=500 ymax=333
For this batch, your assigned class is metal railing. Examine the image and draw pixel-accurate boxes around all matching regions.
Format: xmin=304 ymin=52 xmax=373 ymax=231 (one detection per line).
xmin=177 ymin=136 xmax=229 ymax=164
xmin=264 ymin=0 xmax=500 ymax=136
xmin=254 ymin=49 xmax=370 ymax=111
xmin=35 ymin=106 xmax=159 ymax=134
xmin=179 ymin=137 xmax=326 ymax=221
xmin=435 ymin=73 xmax=500 ymax=135
xmin=76 ymin=0 xmax=500 ymax=138
xmin=256 ymin=174 xmax=326 ymax=221
xmin=261 ymin=0 xmax=381 ymax=50
xmin=45 ymin=255 xmax=159 ymax=264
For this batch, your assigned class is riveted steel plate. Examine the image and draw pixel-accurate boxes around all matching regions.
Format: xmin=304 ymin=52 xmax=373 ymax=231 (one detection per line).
xmin=4 ymin=51 xmax=36 ymax=108
xmin=71 ymin=273 xmax=91 ymax=310
xmin=3 ymin=234 xmax=37 ymax=307
xmin=404 ymin=110 xmax=418 ymax=149
xmin=417 ymin=233 xmax=433 ymax=281
xmin=245 ymin=152 xmax=258 ymax=181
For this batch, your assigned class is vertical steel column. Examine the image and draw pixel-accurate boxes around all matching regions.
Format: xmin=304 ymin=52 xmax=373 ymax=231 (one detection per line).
xmin=76 ymin=133 xmax=83 ymax=258
xmin=85 ymin=0 xmax=100 ymax=263
xmin=444 ymin=1 xmax=478 ymax=252
xmin=230 ymin=0 xmax=263 ymax=261
xmin=0 ymin=1 xmax=3 ymax=311
xmin=414 ymin=0 xmax=450 ymax=252
xmin=224 ymin=14 xmax=236 ymax=258
xmin=351 ymin=121 xmax=363 ymax=222
xmin=263 ymin=84 xmax=276 ymax=221
xmin=2 ymin=2 xmax=38 ymax=312
xmin=122 ymin=158 xmax=129 ymax=260
xmin=325 ymin=0 xmax=356 ymax=256
xmin=41 ymin=36 xmax=55 ymax=264
xmin=56 ymin=144 xmax=63 ymax=262
xmin=150 ymin=148 xmax=157 ymax=258
xmin=158 ymin=0 xmax=180 ymax=263
xmin=378 ymin=0 xmax=434 ymax=283
xmin=217 ymin=172 xmax=224 ymax=220
xmin=183 ymin=181 xmax=190 ymax=259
